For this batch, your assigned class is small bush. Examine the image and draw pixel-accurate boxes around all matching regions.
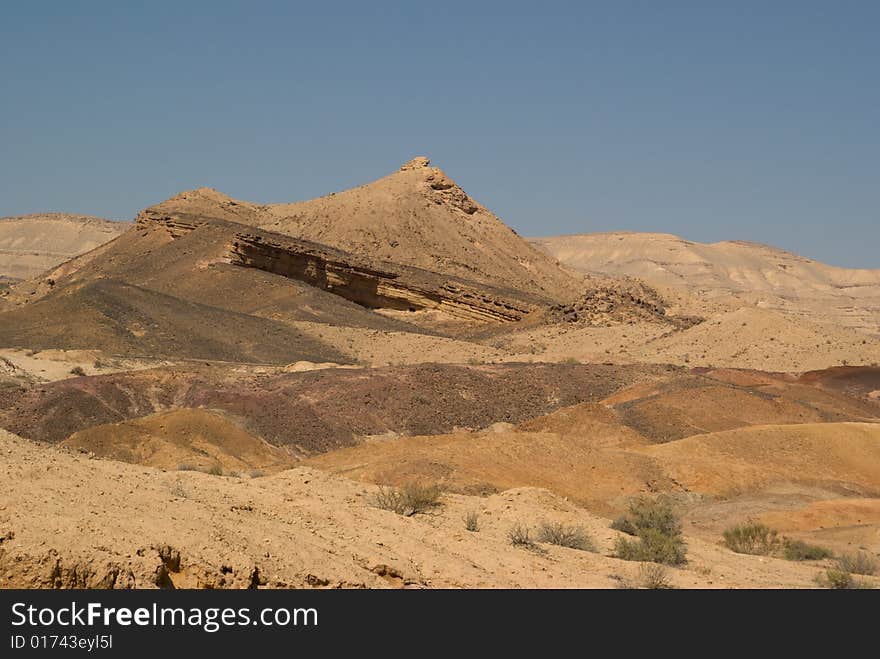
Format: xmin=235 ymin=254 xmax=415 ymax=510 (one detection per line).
xmin=816 ymin=569 xmax=873 ymax=590
xmin=93 ymin=359 xmax=105 ymax=369
xmin=615 ymin=528 xmax=687 ymax=566
xmin=69 ymin=366 xmax=86 ymax=376
xmin=614 ymin=496 xmax=681 ymax=538
xmin=207 ymin=464 xmax=223 ymax=476
xmin=638 ymin=563 xmax=673 ymax=589
xmin=782 ymin=539 xmax=833 ymax=561
xmin=177 ymin=463 xmax=198 ymax=471
xmin=614 ymin=536 xmax=641 ymax=561
xmin=836 ymin=551 xmax=878 ymax=576
xmin=373 ymin=483 xmax=442 ymax=516
xmin=610 ymin=516 xmax=637 ymax=536
xmin=463 ymin=511 xmax=480 ymax=532
xmin=722 ymin=522 xmax=780 ymax=556
xmin=537 ymin=522 xmax=595 ymax=552
xmin=612 ymin=496 xmax=686 ymax=565
xmin=508 ymin=524 xmax=535 ymax=549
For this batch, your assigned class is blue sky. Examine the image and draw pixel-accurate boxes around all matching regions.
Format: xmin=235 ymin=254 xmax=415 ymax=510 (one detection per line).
xmin=1 ymin=1 xmax=877 ymax=267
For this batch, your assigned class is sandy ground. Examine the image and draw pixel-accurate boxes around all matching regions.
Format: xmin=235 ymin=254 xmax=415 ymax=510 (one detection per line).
xmin=2 ymin=428 xmax=865 ymax=590
xmin=497 ymin=308 xmax=880 ymax=372
xmin=0 ymin=348 xmax=164 ymax=383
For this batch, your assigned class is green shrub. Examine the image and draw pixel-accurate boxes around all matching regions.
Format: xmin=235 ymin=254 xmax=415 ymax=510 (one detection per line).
xmin=373 ymin=482 xmax=443 ymax=516
xmin=815 ymin=569 xmax=873 ymax=590
xmin=536 ymin=522 xmax=595 ymax=552
xmin=610 ymin=516 xmax=637 ymax=536
xmin=722 ymin=522 xmax=780 ymax=556
xmin=836 ymin=551 xmax=878 ymax=576
xmin=611 ymin=496 xmax=686 ymax=565
xmin=782 ymin=539 xmax=833 ymax=561
xmin=615 ymin=528 xmax=686 ymax=566
xmin=614 ymin=496 xmax=681 ymax=537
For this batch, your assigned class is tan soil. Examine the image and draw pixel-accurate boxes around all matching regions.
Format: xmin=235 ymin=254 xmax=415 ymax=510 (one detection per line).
xmin=1 ymin=428 xmax=859 ymax=590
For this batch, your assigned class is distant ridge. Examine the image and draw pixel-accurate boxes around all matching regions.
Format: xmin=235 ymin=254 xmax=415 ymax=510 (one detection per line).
xmin=0 ymin=213 xmax=130 ymax=280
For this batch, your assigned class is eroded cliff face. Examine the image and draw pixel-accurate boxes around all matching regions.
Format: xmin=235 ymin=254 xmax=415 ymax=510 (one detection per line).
xmin=135 ymin=210 xmax=543 ymax=323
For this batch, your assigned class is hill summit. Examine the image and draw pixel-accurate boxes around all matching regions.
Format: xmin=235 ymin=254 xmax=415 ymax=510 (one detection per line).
xmin=141 ymin=157 xmax=580 ymax=300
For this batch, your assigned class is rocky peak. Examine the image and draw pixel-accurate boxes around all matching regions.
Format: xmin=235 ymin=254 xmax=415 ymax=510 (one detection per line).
xmin=399 ymin=156 xmax=431 ymax=171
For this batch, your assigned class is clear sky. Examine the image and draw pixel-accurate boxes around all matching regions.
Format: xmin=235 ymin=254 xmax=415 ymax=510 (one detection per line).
xmin=1 ymin=1 xmax=877 ymax=267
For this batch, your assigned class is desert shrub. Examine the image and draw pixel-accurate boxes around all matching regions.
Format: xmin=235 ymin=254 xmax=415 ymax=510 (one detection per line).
xmin=612 ymin=496 xmax=686 ymax=565
xmin=836 ymin=551 xmax=878 ymax=576
xmin=69 ymin=366 xmax=86 ymax=376
xmin=372 ymin=483 xmax=442 ymax=516
xmin=177 ymin=463 xmax=198 ymax=472
xmin=610 ymin=516 xmax=637 ymax=536
xmin=782 ymin=539 xmax=833 ymax=561
xmin=508 ymin=523 xmax=535 ymax=549
xmin=722 ymin=522 xmax=780 ymax=556
xmin=614 ymin=496 xmax=681 ymax=538
xmin=207 ymin=464 xmax=223 ymax=476
xmin=615 ymin=528 xmax=687 ymax=566
xmin=93 ymin=359 xmax=105 ymax=369
xmin=815 ymin=569 xmax=873 ymax=590
xmin=638 ymin=563 xmax=673 ymax=589
xmin=536 ymin=521 xmax=595 ymax=552
xmin=614 ymin=536 xmax=642 ymax=561
xmin=463 ymin=511 xmax=480 ymax=532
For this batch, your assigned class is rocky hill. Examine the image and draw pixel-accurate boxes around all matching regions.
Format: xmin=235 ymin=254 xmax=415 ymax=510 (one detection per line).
xmin=142 ymin=158 xmax=581 ymax=301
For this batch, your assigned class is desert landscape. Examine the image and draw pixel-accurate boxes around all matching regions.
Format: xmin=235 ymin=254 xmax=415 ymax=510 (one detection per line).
xmin=1 ymin=157 xmax=878 ymax=589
